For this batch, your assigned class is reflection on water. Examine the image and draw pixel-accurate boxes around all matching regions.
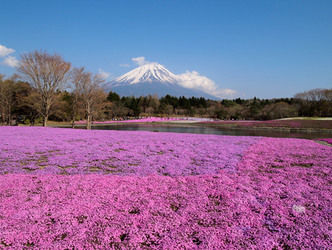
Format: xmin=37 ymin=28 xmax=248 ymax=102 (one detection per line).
xmin=89 ymin=124 xmax=331 ymax=139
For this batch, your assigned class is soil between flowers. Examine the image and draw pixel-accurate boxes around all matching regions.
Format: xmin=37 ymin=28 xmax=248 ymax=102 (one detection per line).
xmin=0 ymin=127 xmax=331 ymax=248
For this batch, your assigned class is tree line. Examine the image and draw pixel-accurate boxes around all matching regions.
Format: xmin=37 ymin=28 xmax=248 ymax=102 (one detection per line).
xmin=106 ymin=89 xmax=331 ymax=120
xmin=0 ymin=50 xmax=106 ymax=129
xmin=1 ymin=50 xmax=331 ymax=129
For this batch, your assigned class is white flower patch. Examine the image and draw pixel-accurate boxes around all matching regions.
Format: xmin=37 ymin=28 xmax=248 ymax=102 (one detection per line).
xmin=292 ymin=204 xmax=306 ymax=213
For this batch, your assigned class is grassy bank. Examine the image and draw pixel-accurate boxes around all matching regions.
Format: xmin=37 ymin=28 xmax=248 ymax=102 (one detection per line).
xmin=198 ymin=119 xmax=332 ymax=133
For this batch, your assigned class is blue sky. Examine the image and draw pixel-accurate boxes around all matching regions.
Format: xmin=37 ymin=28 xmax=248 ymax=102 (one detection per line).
xmin=0 ymin=0 xmax=331 ymax=98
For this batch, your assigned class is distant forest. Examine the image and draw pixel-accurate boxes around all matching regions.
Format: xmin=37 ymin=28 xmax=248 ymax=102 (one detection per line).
xmin=1 ymin=75 xmax=331 ymax=126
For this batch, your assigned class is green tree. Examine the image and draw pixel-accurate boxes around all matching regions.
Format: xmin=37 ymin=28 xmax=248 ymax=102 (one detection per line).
xmin=107 ymin=91 xmax=120 ymax=102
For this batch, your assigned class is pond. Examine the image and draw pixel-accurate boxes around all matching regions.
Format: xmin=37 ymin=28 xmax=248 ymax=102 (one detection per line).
xmin=82 ymin=123 xmax=331 ymax=139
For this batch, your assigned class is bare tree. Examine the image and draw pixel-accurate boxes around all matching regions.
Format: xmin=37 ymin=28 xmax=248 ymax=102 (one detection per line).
xmin=17 ymin=50 xmax=71 ymax=126
xmin=295 ymin=88 xmax=331 ymax=102
xmin=0 ymin=77 xmax=13 ymax=125
xmin=294 ymin=88 xmax=332 ymax=116
xmin=72 ymin=67 xmax=106 ymax=130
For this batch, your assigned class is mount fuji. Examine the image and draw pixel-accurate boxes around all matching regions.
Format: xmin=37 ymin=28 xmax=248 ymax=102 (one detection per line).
xmin=105 ymin=63 xmax=219 ymax=99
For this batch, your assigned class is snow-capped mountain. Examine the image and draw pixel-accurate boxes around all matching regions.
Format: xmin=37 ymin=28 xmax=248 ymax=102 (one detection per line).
xmin=114 ymin=63 xmax=178 ymax=85
xmin=105 ymin=63 xmax=218 ymax=99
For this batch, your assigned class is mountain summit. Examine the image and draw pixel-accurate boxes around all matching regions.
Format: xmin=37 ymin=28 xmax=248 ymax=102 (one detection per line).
xmin=114 ymin=63 xmax=178 ymax=85
xmin=106 ymin=63 xmax=218 ymax=99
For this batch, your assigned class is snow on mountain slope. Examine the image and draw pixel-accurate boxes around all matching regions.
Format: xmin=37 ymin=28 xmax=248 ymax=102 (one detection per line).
xmin=113 ymin=63 xmax=178 ymax=85
xmin=105 ymin=63 xmax=219 ymax=99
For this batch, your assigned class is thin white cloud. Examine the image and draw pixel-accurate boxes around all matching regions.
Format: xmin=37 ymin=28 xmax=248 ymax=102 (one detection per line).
xmin=2 ymin=56 xmax=19 ymax=68
xmin=177 ymin=71 xmax=237 ymax=98
xmin=120 ymin=63 xmax=130 ymax=67
xmin=98 ymin=69 xmax=111 ymax=79
xmin=0 ymin=44 xmax=15 ymax=57
xmin=132 ymin=56 xmax=150 ymax=66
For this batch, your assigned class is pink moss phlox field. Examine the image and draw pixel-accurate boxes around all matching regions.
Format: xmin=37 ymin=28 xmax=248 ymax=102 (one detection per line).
xmin=0 ymin=127 xmax=255 ymax=175
xmin=0 ymin=127 xmax=331 ymax=248
xmin=75 ymin=117 xmax=181 ymax=125
xmin=235 ymin=137 xmax=332 ymax=248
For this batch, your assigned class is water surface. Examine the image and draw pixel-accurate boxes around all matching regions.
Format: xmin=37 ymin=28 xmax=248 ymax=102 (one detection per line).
xmin=87 ymin=124 xmax=331 ymax=139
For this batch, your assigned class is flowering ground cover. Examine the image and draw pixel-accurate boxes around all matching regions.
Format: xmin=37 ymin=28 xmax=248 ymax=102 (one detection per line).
xmin=0 ymin=127 xmax=331 ymax=248
xmin=75 ymin=117 xmax=181 ymax=125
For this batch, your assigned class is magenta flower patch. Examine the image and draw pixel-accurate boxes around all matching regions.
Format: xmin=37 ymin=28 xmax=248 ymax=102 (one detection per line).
xmin=0 ymin=127 xmax=255 ymax=176
xmin=75 ymin=117 xmax=182 ymax=125
xmin=0 ymin=127 xmax=331 ymax=248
